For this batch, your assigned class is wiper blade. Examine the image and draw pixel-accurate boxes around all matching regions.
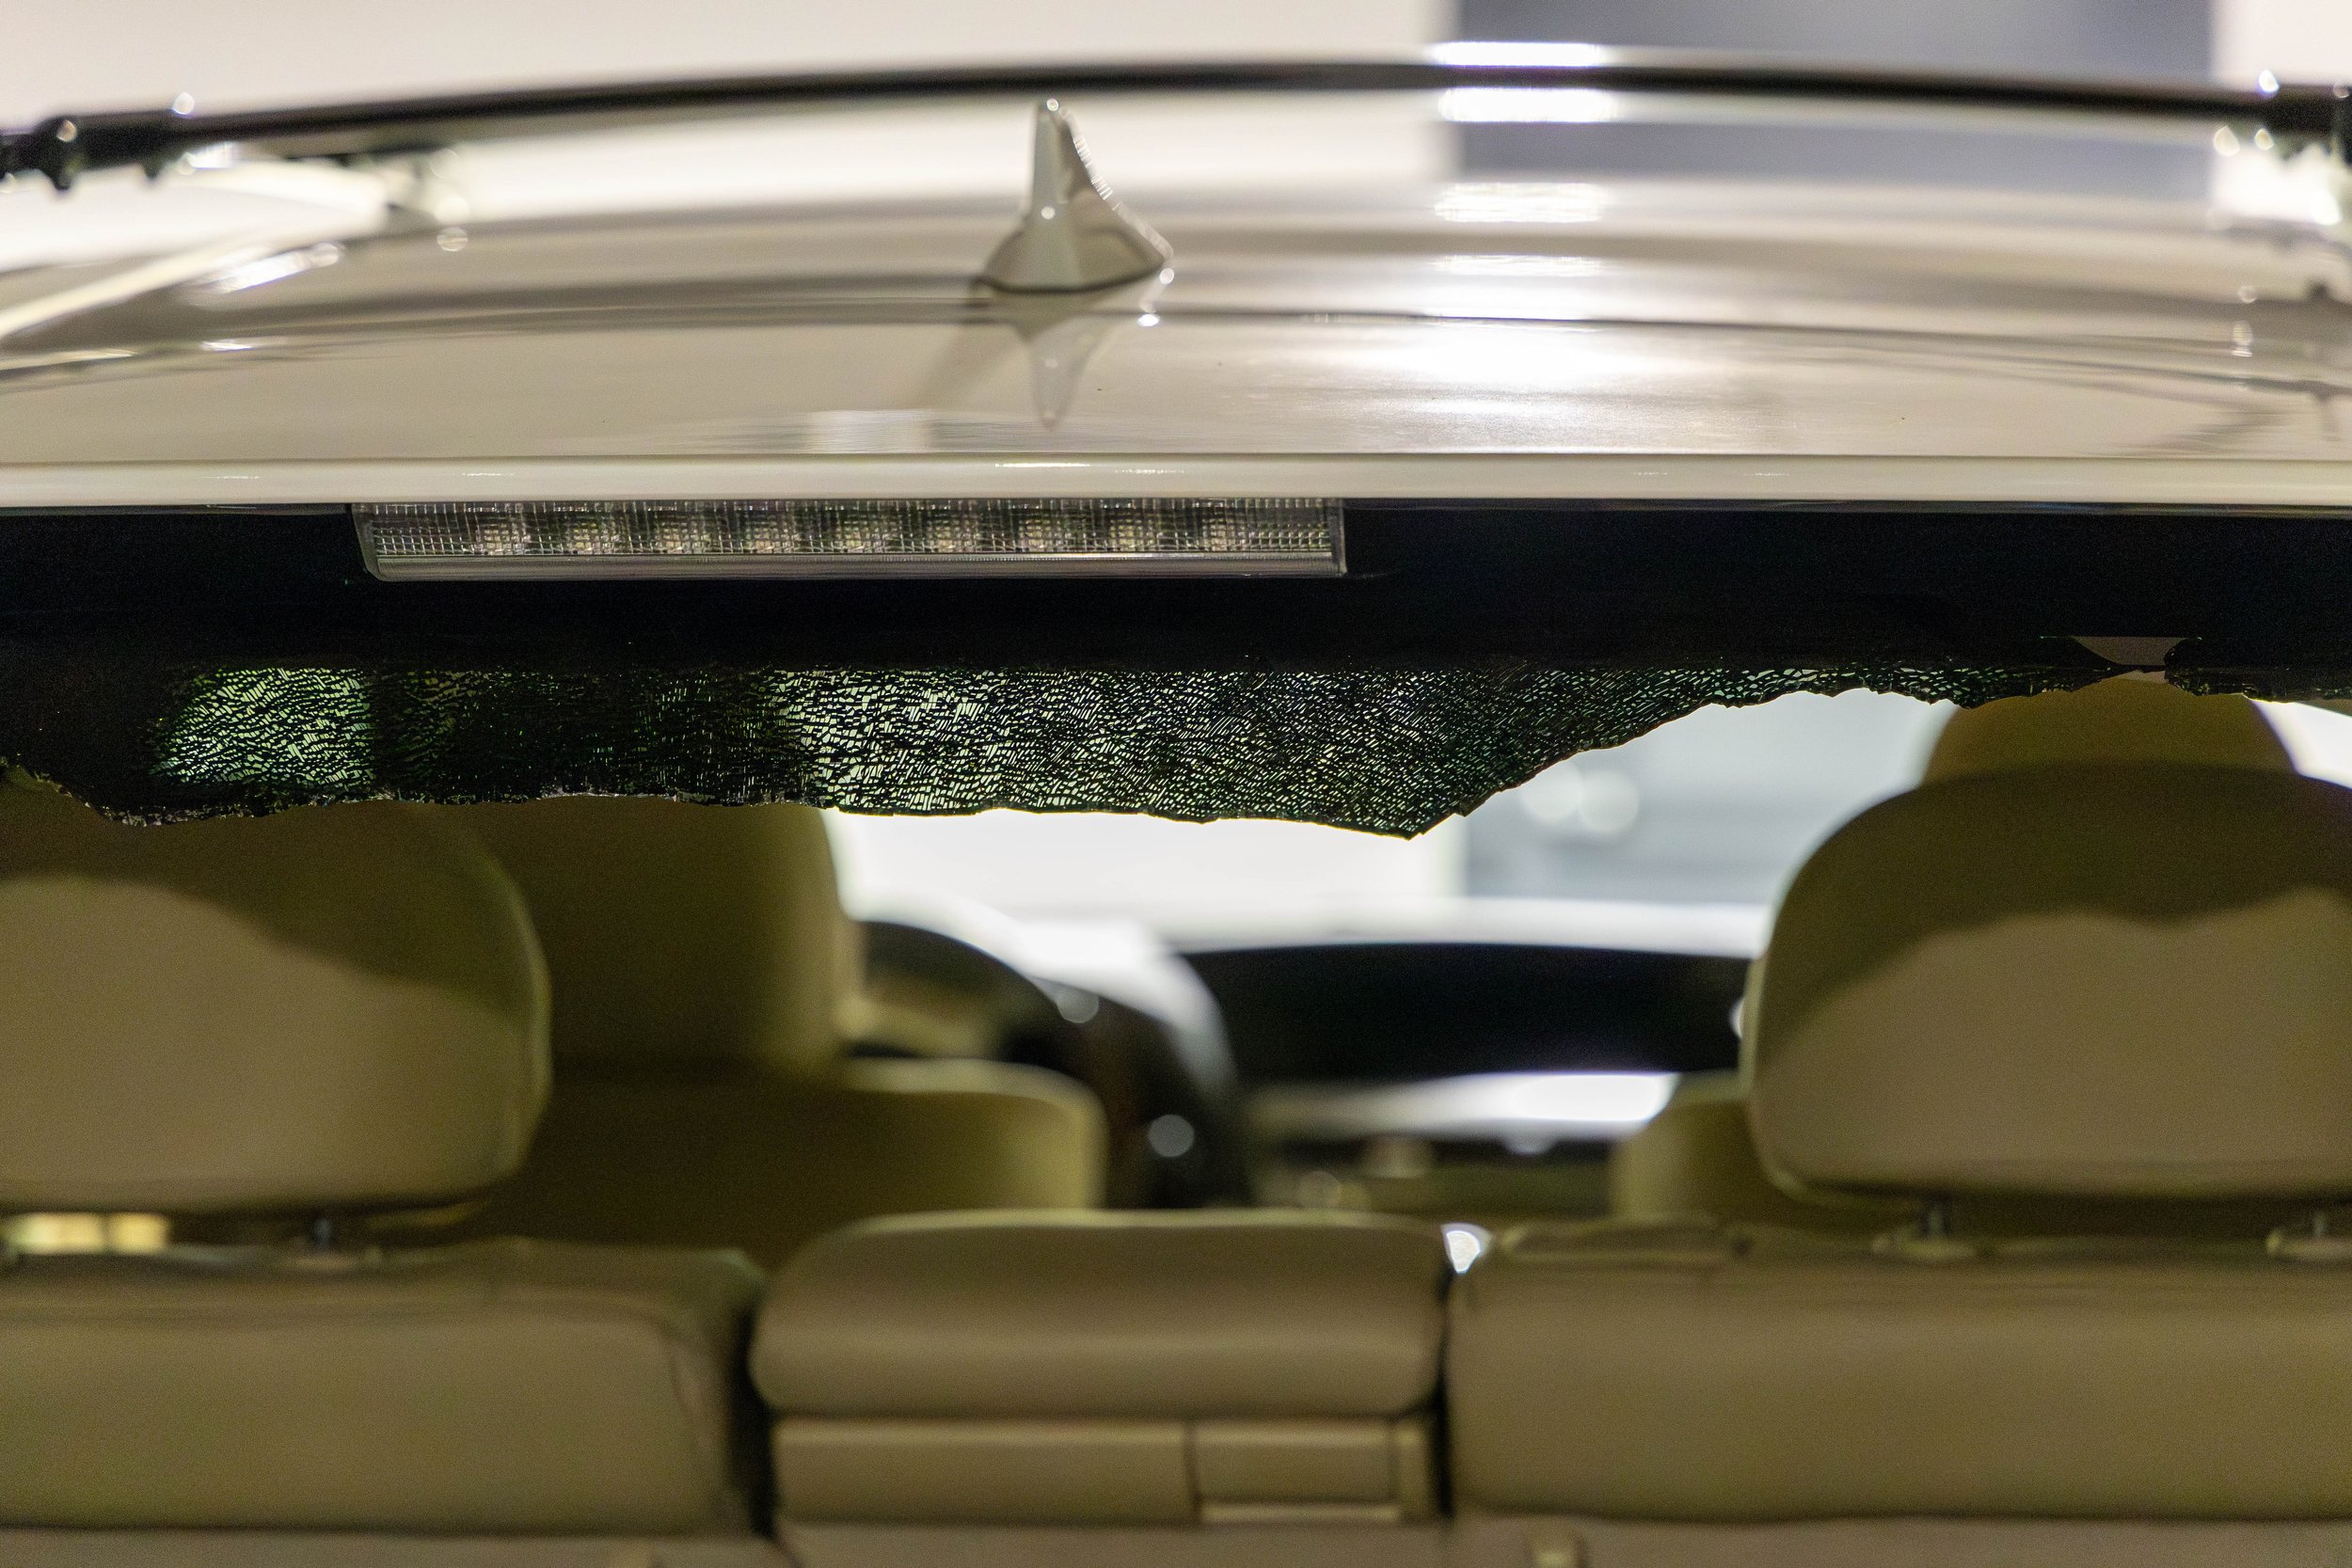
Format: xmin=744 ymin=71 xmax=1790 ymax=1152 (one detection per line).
xmin=5 ymin=52 xmax=2344 ymax=190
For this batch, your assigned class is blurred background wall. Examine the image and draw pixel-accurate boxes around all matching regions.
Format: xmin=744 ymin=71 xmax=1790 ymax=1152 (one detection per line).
xmin=2217 ymin=0 xmax=2352 ymax=78
xmin=0 ymin=2 xmax=1438 ymax=119
xmin=1454 ymin=0 xmax=2210 ymax=192
xmin=1463 ymin=0 xmax=2208 ymax=72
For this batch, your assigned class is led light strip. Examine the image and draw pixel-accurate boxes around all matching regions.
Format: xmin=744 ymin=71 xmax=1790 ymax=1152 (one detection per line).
xmin=356 ymin=499 xmax=1344 ymax=580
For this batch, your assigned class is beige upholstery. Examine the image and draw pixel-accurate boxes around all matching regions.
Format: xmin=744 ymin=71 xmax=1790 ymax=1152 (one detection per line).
xmin=1454 ymin=681 xmax=2352 ymax=1534
xmin=1924 ymin=678 xmax=2289 ymax=784
xmin=756 ymin=1212 xmax=1449 ymax=1528
xmin=1607 ymin=1077 xmax=1909 ymax=1231
xmin=0 ymin=1538 xmax=789 ymax=1568
xmin=1459 ymin=685 xmax=2352 ymax=1530
xmin=0 ymin=783 xmax=546 ymax=1213
xmin=856 ymin=968 xmax=1006 ymax=1060
xmin=759 ymin=1211 xmax=1447 ymax=1417
xmin=780 ymin=1524 xmax=1442 ymax=1568
xmin=452 ymin=799 xmax=1105 ymax=1262
xmin=1448 ymin=1516 xmax=2352 ymax=1568
xmin=453 ymin=798 xmax=856 ymax=1076
xmin=1617 ymin=685 xmax=2313 ymax=1232
xmin=1450 ymin=1220 xmax=2352 ymax=1521
xmin=0 ymin=1240 xmax=761 ymax=1532
xmin=0 ymin=782 xmax=763 ymax=1537
xmin=1610 ymin=1082 xmax=2302 ymax=1239
xmin=1749 ymin=763 xmax=2352 ymax=1199
xmin=479 ymin=1058 xmax=1104 ymax=1260
xmin=1608 ymin=1075 xmax=2299 ymax=1239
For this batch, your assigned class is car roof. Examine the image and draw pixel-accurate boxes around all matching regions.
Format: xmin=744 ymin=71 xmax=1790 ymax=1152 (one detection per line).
xmin=7 ymin=61 xmax=2352 ymax=833
xmin=0 ymin=177 xmax=2344 ymax=506
xmin=2 ymin=53 xmax=2350 ymax=507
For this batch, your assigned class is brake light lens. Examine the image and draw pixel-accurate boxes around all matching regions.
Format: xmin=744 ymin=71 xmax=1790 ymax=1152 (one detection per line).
xmin=356 ymin=498 xmax=1344 ymax=579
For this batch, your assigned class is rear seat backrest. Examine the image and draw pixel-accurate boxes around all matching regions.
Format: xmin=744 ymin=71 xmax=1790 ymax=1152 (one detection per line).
xmin=1449 ymin=755 xmax=2352 ymax=1544
xmin=453 ymin=798 xmax=1105 ymax=1262
xmin=0 ymin=781 xmax=765 ymax=1539
xmin=755 ymin=1212 xmax=1450 ymax=1548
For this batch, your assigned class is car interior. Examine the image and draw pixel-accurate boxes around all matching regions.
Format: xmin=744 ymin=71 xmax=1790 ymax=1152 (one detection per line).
xmin=8 ymin=673 xmax=2352 ymax=1565
xmin=1196 ymin=936 xmax=1746 ymax=1227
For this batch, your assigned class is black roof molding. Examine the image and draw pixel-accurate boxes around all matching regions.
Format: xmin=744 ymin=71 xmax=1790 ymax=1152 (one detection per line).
xmin=5 ymin=51 xmax=2346 ymax=190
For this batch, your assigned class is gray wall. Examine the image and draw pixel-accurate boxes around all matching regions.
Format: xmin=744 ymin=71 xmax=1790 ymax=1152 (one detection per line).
xmin=0 ymin=1 xmax=1442 ymax=121
xmin=1455 ymin=0 xmax=2214 ymax=194
xmin=1462 ymin=0 xmax=2207 ymax=75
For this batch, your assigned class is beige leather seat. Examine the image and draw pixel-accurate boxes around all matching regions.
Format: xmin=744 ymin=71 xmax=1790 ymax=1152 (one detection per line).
xmin=450 ymin=798 xmax=1104 ymax=1263
xmin=1609 ymin=678 xmax=2304 ymax=1235
xmin=1921 ymin=674 xmax=2293 ymax=781
xmin=0 ymin=778 xmax=777 ymax=1563
xmin=1607 ymin=1072 xmax=1909 ymax=1232
xmin=755 ymin=1211 xmax=1452 ymax=1568
xmin=1451 ymin=734 xmax=2352 ymax=1564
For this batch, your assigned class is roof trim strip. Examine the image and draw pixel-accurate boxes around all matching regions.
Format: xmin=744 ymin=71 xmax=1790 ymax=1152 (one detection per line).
xmin=5 ymin=51 xmax=2345 ymax=190
xmin=2 ymin=455 xmax=2352 ymax=511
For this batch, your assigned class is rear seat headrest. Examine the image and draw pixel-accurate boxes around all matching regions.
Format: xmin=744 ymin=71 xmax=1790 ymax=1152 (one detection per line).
xmin=1925 ymin=678 xmax=2288 ymax=783
xmin=1749 ymin=763 xmax=2352 ymax=1201
xmin=452 ymin=798 xmax=857 ymax=1076
xmin=0 ymin=781 xmax=548 ymax=1215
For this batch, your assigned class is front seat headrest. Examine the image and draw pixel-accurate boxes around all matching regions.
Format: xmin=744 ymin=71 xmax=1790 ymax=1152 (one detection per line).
xmin=1748 ymin=762 xmax=2352 ymax=1202
xmin=1610 ymin=1074 xmax=1912 ymax=1229
xmin=452 ymin=798 xmax=858 ymax=1077
xmin=0 ymin=781 xmax=548 ymax=1215
xmin=1924 ymin=677 xmax=2289 ymax=784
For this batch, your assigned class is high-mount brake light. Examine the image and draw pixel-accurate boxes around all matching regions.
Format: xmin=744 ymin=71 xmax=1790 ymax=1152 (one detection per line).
xmin=354 ymin=499 xmax=1344 ymax=580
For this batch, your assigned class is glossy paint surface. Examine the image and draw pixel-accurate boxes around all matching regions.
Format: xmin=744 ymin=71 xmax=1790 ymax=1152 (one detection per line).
xmin=2 ymin=176 xmax=2350 ymax=502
